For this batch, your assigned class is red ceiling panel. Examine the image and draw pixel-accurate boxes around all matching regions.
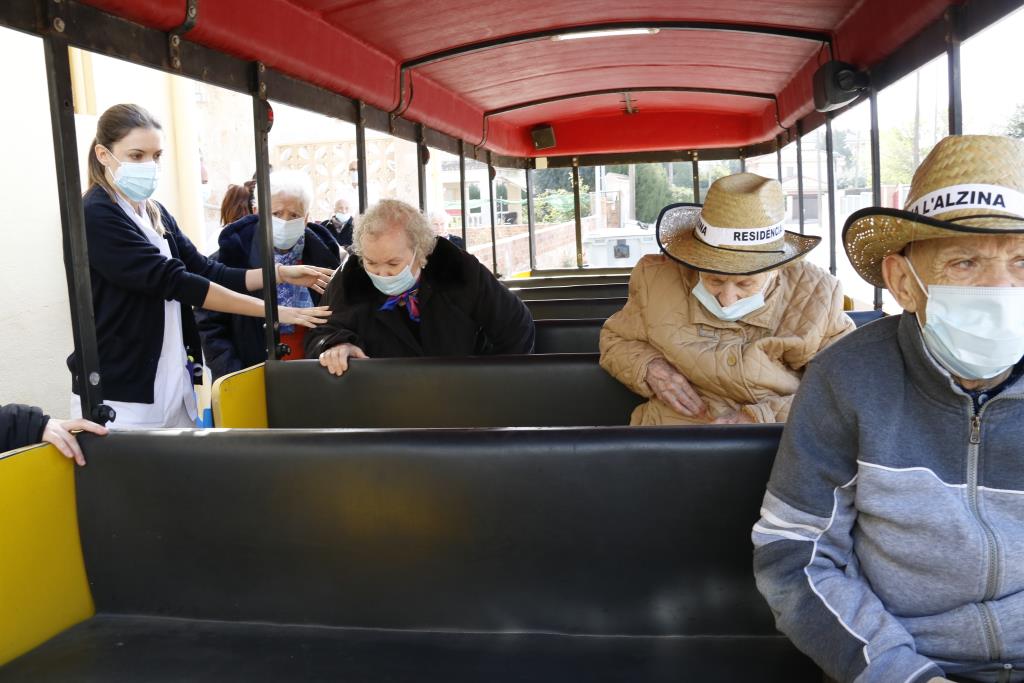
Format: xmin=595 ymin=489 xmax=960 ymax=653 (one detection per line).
xmin=76 ymin=0 xmax=959 ymax=158
xmin=303 ymin=0 xmax=854 ymax=61
xmin=494 ymin=93 xmax=770 ymax=129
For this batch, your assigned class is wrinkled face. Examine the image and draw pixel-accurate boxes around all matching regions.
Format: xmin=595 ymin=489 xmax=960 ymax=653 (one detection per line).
xmin=698 ymin=271 xmax=772 ymax=307
xmin=361 ymin=225 xmax=420 ymax=278
xmin=883 ymin=235 xmax=1024 ymax=318
xmin=270 ymin=193 xmax=307 ymax=222
xmin=95 ymin=126 xmax=163 ymax=172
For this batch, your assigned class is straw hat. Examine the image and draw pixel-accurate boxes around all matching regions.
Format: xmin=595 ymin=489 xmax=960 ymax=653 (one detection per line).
xmin=843 ymin=135 xmax=1024 ymax=288
xmin=656 ymin=173 xmax=820 ymax=275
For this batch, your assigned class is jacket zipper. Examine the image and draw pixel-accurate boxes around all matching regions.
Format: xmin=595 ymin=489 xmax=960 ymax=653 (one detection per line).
xmin=967 ymin=405 xmax=1003 ymax=661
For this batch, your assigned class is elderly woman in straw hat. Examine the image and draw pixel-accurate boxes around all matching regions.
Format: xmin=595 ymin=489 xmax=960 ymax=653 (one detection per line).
xmin=753 ymin=135 xmax=1024 ymax=683
xmin=599 ymin=172 xmax=854 ymax=426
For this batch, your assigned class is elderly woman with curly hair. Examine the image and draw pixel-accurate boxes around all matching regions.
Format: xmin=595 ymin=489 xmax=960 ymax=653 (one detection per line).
xmin=307 ymin=199 xmax=534 ymax=375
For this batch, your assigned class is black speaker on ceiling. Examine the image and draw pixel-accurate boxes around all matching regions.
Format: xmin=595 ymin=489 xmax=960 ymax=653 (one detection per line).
xmin=813 ymin=61 xmax=870 ymax=113
xmin=531 ymin=124 xmax=556 ymax=150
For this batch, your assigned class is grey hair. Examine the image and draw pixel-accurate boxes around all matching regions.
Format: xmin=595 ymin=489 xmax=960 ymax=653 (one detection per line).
xmin=269 ymin=169 xmax=314 ymax=216
xmin=352 ymin=199 xmax=436 ymax=267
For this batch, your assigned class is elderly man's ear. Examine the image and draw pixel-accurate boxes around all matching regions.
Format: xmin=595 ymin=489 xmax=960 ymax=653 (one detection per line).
xmin=881 ymin=252 xmax=925 ymax=313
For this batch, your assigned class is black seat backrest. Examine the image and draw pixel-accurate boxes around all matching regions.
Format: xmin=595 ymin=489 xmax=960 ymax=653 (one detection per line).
xmin=525 ymin=297 xmax=626 ymax=320
xmin=503 ymin=274 xmax=630 ymax=288
xmin=534 ymin=318 xmax=604 ymax=354
xmin=264 ymin=356 xmax=642 ymax=427
xmin=77 ymin=425 xmax=784 ymax=636
xmin=511 ymin=283 xmax=629 ymax=300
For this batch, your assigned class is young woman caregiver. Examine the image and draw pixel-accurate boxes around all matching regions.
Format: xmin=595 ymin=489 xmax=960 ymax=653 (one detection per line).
xmin=69 ymin=103 xmax=334 ymax=429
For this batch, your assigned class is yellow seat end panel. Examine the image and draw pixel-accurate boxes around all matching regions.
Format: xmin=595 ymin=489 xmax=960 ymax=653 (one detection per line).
xmin=212 ymin=363 xmax=268 ymax=428
xmin=0 ymin=443 xmax=94 ymax=665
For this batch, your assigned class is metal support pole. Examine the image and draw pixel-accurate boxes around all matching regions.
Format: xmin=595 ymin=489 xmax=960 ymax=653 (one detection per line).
xmin=825 ymin=115 xmax=839 ymax=276
xmin=572 ymin=163 xmax=583 ymax=268
xmin=869 ymin=88 xmax=884 ymax=310
xmin=526 ymin=167 xmax=537 ymax=272
xmin=946 ymin=5 xmax=964 ymax=135
xmin=416 ymin=124 xmax=427 ymax=212
xmin=776 ymin=137 xmax=783 ymax=182
xmin=252 ymin=62 xmax=284 ymax=360
xmin=355 ymin=100 xmax=368 ymax=213
xmin=459 ymin=141 xmax=468 ymax=243
xmin=487 ymin=154 xmax=498 ymax=275
xmin=796 ymin=120 xmax=805 ymax=235
xmin=691 ymin=156 xmax=701 ymax=203
xmin=42 ymin=30 xmax=113 ymax=424
xmin=739 ymin=155 xmax=746 ymax=173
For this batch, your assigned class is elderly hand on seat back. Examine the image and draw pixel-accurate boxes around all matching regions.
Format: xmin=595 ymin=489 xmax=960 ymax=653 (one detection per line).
xmin=644 ymin=358 xmax=707 ymax=418
xmin=318 ymin=343 xmax=369 ymax=376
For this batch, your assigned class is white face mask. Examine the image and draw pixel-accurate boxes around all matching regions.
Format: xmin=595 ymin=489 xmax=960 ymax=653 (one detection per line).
xmin=335 ymin=212 xmax=351 ymax=223
xmin=103 ymin=147 xmax=160 ymax=202
xmin=271 ymin=215 xmax=305 ymax=250
xmin=692 ymin=275 xmax=769 ymax=322
xmin=366 ymin=249 xmax=418 ymax=296
xmin=907 ymin=260 xmax=1024 ymax=380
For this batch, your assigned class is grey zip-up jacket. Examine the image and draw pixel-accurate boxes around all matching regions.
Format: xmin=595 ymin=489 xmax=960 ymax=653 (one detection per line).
xmin=753 ymin=313 xmax=1024 ymax=683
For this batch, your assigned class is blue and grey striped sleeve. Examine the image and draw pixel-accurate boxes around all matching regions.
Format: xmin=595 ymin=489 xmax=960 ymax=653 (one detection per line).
xmin=751 ymin=359 xmax=943 ymax=683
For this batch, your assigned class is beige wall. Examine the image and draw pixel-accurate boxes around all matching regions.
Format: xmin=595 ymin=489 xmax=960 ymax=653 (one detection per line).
xmin=0 ymin=29 xmax=213 ymax=417
xmin=0 ymin=29 xmax=73 ymax=417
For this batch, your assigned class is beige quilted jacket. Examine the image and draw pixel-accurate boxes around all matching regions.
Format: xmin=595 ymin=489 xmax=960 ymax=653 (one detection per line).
xmin=599 ymin=255 xmax=855 ymax=425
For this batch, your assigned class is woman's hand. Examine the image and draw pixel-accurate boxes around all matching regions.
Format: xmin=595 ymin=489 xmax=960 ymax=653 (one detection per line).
xmin=711 ymin=408 xmax=755 ymax=424
xmin=42 ymin=418 xmax=109 ymax=466
xmin=318 ymin=343 xmax=369 ymax=376
xmin=277 ymin=264 xmax=336 ymax=294
xmin=279 ymin=305 xmax=331 ymax=328
xmin=644 ymin=358 xmax=707 ymax=418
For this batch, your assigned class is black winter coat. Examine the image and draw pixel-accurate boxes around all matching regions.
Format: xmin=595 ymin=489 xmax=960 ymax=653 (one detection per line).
xmin=321 ymin=216 xmax=354 ymax=248
xmin=196 ymin=215 xmax=341 ymax=380
xmin=305 ymin=237 xmax=534 ymax=358
xmin=0 ymin=404 xmax=48 ymax=453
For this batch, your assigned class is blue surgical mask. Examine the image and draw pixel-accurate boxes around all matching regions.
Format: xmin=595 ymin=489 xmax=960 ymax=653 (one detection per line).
xmin=272 ymin=216 xmax=306 ymax=250
xmin=335 ymin=213 xmax=351 ymax=223
xmin=907 ymin=261 xmax=1024 ymax=380
xmin=692 ymin=276 xmax=769 ymax=322
xmin=107 ymin=151 xmax=160 ymax=202
xmin=366 ymin=249 xmax=418 ymax=296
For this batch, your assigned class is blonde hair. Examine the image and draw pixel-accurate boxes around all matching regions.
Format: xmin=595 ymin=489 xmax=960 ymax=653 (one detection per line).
xmin=87 ymin=103 xmax=166 ymax=236
xmin=352 ymin=199 xmax=436 ymax=267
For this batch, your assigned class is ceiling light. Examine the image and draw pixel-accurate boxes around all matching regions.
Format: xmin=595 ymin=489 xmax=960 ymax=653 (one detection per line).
xmin=551 ymin=28 xmax=660 ymax=41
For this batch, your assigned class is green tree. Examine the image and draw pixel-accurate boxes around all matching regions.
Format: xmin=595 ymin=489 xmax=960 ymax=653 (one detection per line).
xmin=634 ymin=164 xmax=676 ymax=223
xmin=880 ymin=127 xmax=915 ymax=186
xmin=531 ymin=167 xmax=595 ymax=194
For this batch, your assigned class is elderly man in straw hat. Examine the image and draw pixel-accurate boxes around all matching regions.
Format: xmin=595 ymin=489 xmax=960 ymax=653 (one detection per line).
xmin=600 ymin=172 xmax=854 ymax=426
xmin=753 ymin=135 xmax=1024 ymax=683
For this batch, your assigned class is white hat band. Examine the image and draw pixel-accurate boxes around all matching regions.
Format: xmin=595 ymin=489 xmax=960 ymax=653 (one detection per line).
xmin=696 ymin=216 xmax=785 ymax=248
xmin=907 ymin=183 xmax=1024 ymax=218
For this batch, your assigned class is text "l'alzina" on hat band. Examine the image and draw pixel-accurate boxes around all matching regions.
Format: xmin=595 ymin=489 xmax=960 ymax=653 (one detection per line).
xmin=696 ymin=217 xmax=785 ymax=248
xmin=907 ymin=183 xmax=1024 ymax=217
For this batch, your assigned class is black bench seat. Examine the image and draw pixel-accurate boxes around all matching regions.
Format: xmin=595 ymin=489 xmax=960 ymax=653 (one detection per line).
xmin=0 ymin=427 xmax=819 ymax=681
xmin=0 ymin=614 xmax=816 ymax=682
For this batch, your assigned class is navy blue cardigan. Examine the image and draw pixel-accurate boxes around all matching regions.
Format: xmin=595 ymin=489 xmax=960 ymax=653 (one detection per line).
xmin=68 ymin=186 xmax=249 ymax=403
